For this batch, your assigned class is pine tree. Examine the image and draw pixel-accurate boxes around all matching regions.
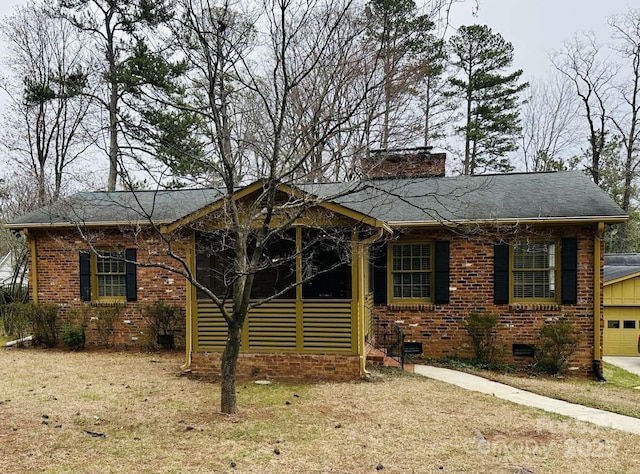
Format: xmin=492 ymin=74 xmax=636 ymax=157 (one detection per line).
xmin=55 ymin=0 xmax=188 ymax=190
xmin=448 ymin=24 xmax=528 ymax=175
xmin=364 ymin=0 xmax=437 ymax=148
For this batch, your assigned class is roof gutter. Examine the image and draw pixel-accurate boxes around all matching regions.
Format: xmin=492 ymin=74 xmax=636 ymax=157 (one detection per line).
xmin=4 ymin=221 xmax=171 ymax=231
xmin=386 ymin=215 xmax=628 ymax=227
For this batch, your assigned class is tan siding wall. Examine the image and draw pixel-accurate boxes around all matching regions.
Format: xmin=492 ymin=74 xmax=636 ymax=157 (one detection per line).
xmin=604 ymin=277 xmax=640 ymax=305
xmin=374 ymin=225 xmax=601 ymax=375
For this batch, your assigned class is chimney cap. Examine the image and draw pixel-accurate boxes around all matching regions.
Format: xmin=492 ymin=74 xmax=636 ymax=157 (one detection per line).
xmin=370 ymin=146 xmax=433 ymax=156
xmin=362 ymin=146 xmax=446 ymax=179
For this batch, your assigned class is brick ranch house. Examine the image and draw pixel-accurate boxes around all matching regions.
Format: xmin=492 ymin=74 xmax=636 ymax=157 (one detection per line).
xmin=6 ymin=149 xmax=626 ymax=380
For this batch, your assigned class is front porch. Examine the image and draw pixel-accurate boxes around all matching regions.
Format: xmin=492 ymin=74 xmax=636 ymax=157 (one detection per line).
xmin=185 ymin=225 xmax=380 ymax=381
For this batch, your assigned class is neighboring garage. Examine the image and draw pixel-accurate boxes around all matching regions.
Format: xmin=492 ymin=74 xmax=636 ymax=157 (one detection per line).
xmin=604 ymin=254 xmax=640 ymax=356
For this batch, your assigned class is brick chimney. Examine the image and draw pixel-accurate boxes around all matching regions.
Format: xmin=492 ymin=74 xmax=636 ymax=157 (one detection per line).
xmin=361 ymin=147 xmax=446 ymax=179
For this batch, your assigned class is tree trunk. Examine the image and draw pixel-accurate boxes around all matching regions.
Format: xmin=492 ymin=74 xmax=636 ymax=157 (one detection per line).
xmin=107 ymin=82 xmax=119 ymax=192
xmin=423 ymin=75 xmax=431 ymax=147
xmin=105 ymin=9 xmax=119 ymax=192
xmin=220 ymin=321 xmax=242 ymax=414
xmin=463 ymin=69 xmax=473 ymax=175
xmin=382 ymin=56 xmax=391 ymax=149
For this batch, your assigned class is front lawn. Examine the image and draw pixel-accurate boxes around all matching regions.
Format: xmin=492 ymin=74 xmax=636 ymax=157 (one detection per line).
xmin=2 ymin=349 xmax=640 ymax=473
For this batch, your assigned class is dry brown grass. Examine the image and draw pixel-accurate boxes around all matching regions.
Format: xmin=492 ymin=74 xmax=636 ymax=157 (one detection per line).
xmin=2 ymin=348 xmax=640 ymax=473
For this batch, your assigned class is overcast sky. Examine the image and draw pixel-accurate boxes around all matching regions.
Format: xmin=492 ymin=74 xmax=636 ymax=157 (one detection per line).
xmin=0 ymin=0 xmax=636 ymax=122
xmin=448 ymin=0 xmax=635 ymax=78
xmin=0 ymin=0 xmax=635 ymax=83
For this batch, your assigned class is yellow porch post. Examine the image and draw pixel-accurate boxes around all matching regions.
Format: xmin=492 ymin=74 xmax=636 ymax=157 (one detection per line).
xmin=356 ymin=229 xmax=385 ymax=376
xmin=296 ymin=227 xmax=304 ymax=351
xmin=181 ymin=231 xmax=196 ymax=372
xmin=24 ymin=229 xmax=38 ymax=304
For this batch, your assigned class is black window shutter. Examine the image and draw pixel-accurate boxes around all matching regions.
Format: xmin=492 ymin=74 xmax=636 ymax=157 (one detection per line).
xmin=125 ymin=248 xmax=137 ymax=302
xmin=372 ymin=243 xmax=387 ymax=305
xmin=494 ymin=243 xmax=509 ymax=304
xmin=434 ymin=241 xmax=450 ymax=304
xmin=561 ymin=238 xmax=578 ymax=304
xmin=79 ymin=251 xmax=91 ymax=301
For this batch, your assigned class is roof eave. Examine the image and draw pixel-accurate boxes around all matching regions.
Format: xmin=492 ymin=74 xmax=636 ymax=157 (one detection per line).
xmin=386 ymin=215 xmax=628 ymax=227
xmin=4 ymin=220 xmax=170 ymax=230
xmin=604 ymin=270 xmax=640 ymax=286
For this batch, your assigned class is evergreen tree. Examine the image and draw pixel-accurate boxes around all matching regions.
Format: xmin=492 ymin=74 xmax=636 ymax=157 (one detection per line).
xmin=415 ymin=36 xmax=453 ymax=147
xmin=448 ymin=24 xmax=528 ymax=175
xmin=55 ymin=0 xmax=190 ymax=190
xmin=364 ymin=0 xmax=437 ymax=149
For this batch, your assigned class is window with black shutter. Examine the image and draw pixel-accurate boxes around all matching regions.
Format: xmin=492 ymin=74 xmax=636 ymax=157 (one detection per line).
xmin=79 ymin=249 xmax=137 ymax=302
xmin=494 ymin=239 xmax=576 ymax=305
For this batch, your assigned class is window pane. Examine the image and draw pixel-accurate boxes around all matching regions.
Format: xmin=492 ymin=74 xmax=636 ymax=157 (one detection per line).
xmin=391 ymin=243 xmax=431 ymax=299
xmin=96 ymin=251 xmax=126 ymax=298
xmin=513 ymin=241 xmax=555 ymax=300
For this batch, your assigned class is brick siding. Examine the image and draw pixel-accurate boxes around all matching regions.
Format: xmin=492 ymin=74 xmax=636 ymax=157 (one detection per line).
xmin=29 ymin=222 xmax=604 ymax=379
xmin=190 ymin=352 xmax=361 ymax=382
xmin=30 ymin=229 xmax=188 ymax=349
xmin=374 ymin=225 xmax=602 ymax=375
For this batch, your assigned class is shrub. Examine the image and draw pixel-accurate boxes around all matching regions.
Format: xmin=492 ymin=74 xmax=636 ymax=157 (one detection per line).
xmin=67 ymin=304 xmax=92 ymax=328
xmin=142 ymin=301 xmax=183 ymax=350
xmin=462 ymin=312 xmax=502 ymax=364
xmin=0 ymin=285 xmax=29 ymax=305
xmin=62 ymin=305 xmax=93 ymax=350
xmin=1 ymin=303 xmax=59 ymax=347
xmin=31 ymin=303 xmax=59 ymax=347
xmin=1 ymin=286 xmax=29 ymax=337
xmin=61 ymin=324 xmax=85 ymax=350
xmin=2 ymin=303 xmax=31 ymax=345
xmin=93 ymin=304 xmax=123 ymax=348
xmin=535 ymin=317 xmax=581 ymax=375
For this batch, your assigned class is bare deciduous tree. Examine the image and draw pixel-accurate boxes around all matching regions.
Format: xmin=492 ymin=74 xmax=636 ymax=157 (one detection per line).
xmin=113 ymin=0 xmax=389 ymax=415
xmin=520 ymin=74 xmax=580 ymax=172
xmin=552 ymin=32 xmax=617 ymax=186
xmin=0 ymin=3 xmax=94 ymax=205
xmin=607 ymin=9 xmax=640 ymax=249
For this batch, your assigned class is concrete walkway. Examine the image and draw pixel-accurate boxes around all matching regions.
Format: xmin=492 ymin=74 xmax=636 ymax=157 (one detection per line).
xmin=414 ymin=365 xmax=640 ymax=436
xmin=604 ymin=356 xmax=640 ymax=377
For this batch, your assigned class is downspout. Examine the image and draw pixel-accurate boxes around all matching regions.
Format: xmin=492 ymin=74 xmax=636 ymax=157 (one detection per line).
xmin=593 ymin=222 xmax=606 ymax=382
xmin=358 ymin=228 xmax=385 ymax=377
xmin=24 ymin=229 xmax=38 ymax=304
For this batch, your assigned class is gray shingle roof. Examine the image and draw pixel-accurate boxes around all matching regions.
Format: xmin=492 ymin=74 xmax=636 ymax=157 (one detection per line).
xmin=7 ymin=188 xmax=223 ymax=227
xmin=7 ymin=170 xmax=626 ymax=229
xmin=306 ymin=170 xmax=626 ymax=224
xmin=604 ymin=254 xmax=640 ymax=283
